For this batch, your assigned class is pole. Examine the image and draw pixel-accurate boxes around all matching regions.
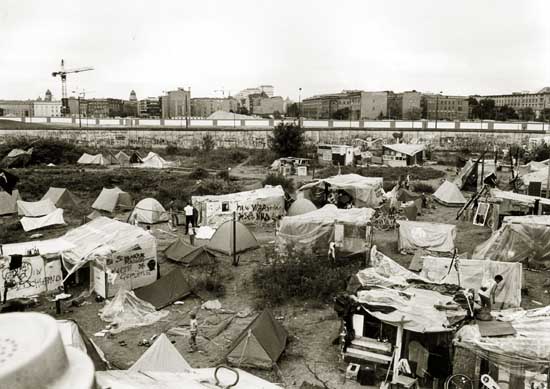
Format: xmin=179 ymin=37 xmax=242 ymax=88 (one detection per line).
xmin=78 ymin=96 xmax=82 ymax=128
xmin=232 ymin=211 xmax=238 ymax=266
xmin=547 ymin=157 xmax=550 ymax=199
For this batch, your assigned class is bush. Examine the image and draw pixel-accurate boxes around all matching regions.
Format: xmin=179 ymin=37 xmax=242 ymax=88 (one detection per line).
xmin=413 ymin=182 xmax=435 ymax=194
xmin=0 ymin=138 xmax=91 ymax=166
xmin=192 ymin=178 xmax=242 ymax=196
xmin=216 ymin=170 xmax=229 ymax=180
xmin=262 ymin=173 xmax=295 ymax=193
xmin=201 ymin=134 xmax=215 ymax=152
xmin=248 ymin=149 xmax=277 ymax=166
xmin=165 ymin=144 xmax=179 ymax=155
xmin=189 ymin=167 xmax=210 ymax=180
xmin=268 ymin=122 xmax=305 ymax=158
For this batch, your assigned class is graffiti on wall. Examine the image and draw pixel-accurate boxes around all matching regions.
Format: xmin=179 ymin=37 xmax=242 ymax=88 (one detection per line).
xmin=236 ymin=202 xmax=284 ymax=223
xmin=0 ymin=256 xmax=63 ymax=300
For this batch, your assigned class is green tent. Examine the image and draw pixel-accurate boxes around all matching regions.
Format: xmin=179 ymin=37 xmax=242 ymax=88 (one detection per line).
xmin=165 ymin=238 xmax=195 ymax=261
xmin=206 ymin=220 xmax=259 ymax=256
xmin=225 ymin=310 xmax=287 ymax=370
xmin=134 ymin=268 xmax=193 ymax=310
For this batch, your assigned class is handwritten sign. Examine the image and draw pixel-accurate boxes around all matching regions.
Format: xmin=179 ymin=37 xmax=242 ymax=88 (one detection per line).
xmin=0 ymin=256 xmax=63 ymax=300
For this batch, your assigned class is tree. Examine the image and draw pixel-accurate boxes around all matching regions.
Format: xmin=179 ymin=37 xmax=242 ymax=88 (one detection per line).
xmin=471 ymin=98 xmax=496 ymax=120
xmin=519 ymin=107 xmax=535 ymax=121
xmin=538 ymin=108 xmax=550 ymax=122
xmin=237 ymin=106 xmax=249 ymax=115
xmin=404 ymin=107 xmax=422 ymax=120
xmin=495 ymin=105 xmax=518 ymax=121
xmin=273 ymin=110 xmax=282 ymax=119
xmin=286 ymin=103 xmax=300 ymax=118
xmin=202 ymin=134 xmax=215 ymax=152
xmin=268 ymin=122 xmax=305 ymax=158
xmin=392 ymin=131 xmax=403 ymax=142
xmin=331 ymin=107 xmax=350 ymax=120
xmin=377 ymin=111 xmax=385 ymax=120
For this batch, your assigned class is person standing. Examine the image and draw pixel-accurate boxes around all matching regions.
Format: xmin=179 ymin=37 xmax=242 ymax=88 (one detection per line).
xmin=189 ymin=313 xmax=198 ymax=352
xmin=184 ymin=201 xmax=194 ymax=234
xmin=168 ymin=198 xmax=178 ymax=228
xmin=188 ymin=223 xmax=196 ymax=246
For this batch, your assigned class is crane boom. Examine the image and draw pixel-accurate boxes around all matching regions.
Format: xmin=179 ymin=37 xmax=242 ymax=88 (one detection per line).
xmin=51 ymin=59 xmax=94 ymax=116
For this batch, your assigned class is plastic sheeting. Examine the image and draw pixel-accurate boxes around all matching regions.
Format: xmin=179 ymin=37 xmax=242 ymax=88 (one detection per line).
xmin=99 ymin=289 xmax=169 ymax=333
xmin=472 ymin=216 xmax=550 ymax=269
xmin=398 ymin=221 xmax=456 ymax=253
xmin=17 ymin=198 xmax=57 ymax=217
xmin=491 ymin=188 xmax=550 ymax=207
xmin=20 ymin=208 xmax=65 ymax=232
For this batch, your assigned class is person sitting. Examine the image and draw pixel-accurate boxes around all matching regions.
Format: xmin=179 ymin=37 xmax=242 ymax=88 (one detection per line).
xmin=478 ymin=275 xmax=504 ymax=312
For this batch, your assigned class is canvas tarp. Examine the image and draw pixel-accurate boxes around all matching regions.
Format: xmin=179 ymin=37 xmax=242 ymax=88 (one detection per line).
xmin=129 ymin=198 xmax=169 ymax=224
xmin=226 ymin=310 xmax=288 ymax=369
xmin=92 ymin=187 xmax=133 ymax=212
xmin=490 ymin=188 xmax=550 ymax=207
xmin=276 ymin=204 xmax=374 ymax=255
xmin=129 ymin=333 xmax=192 ymax=373
xmin=57 ymin=319 xmax=109 ymax=371
xmin=472 ymin=215 xmax=550 ymax=269
xmin=17 ymin=198 xmax=57 ymax=217
xmin=526 ymin=159 xmax=549 ymax=172
xmin=41 ymin=187 xmax=78 ymax=209
xmin=382 ymin=143 xmax=424 ymax=157
xmin=77 ymin=153 xmax=108 ymax=165
xmin=20 ymin=208 xmax=65 ymax=232
xmin=287 ymin=198 xmax=317 ymax=216
xmin=192 ymin=186 xmax=285 ymax=227
xmin=134 ymin=268 xmax=193 ymax=310
xmin=398 ymin=220 xmax=456 ymax=253
xmin=139 ymin=152 xmax=174 ymax=169
xmin=206 ymin=220 xmax=259 ymax=256
xmin=433 ymin=180 xmax=467 ymax=207
xmin=420 ymin=256 xmax=522 ymax=308
xmin=0 ymin=189 xmax=21 ymax=215
xmin=297 ymin=173 xmax=383 ymax=208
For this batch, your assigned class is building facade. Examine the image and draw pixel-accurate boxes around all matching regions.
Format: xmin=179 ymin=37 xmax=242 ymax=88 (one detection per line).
xmin=137 ymin=97 xmax=161 ymax=118
xmin=161 ymin=88 xmax=190 ymax=119
xmin=424 ymin=94 xmax=469 ymax=120
xmin=190 ymin=97 xmax=238 ymax=117
xmin=33 ymin=101 xmax=62 ymax=117
xmin=400 ymin=91 xmax=423 ymax=119
xmin=0 ymin=101 xmax=33 ymax=117
xmin=84 ymin=98 xmax=125 ymax=118
xmin=302 ymin=91 xmax=363 ymax=119
xmin=481 ymin=89 xmax=550 ymax=117
xmin=235 ymin=85 xmax=275 ymax=110
xmin=249 ymin=95 xmax=285 ymax=116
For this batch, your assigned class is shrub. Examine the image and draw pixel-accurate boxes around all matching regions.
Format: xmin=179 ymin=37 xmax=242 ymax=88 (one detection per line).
xmin=262 ymin=173 xmax=295 ymax=193
xmin=189 ymin=167 xmax=210 ymax=180
xmin=268 ymin=122 xmax=305 ymax=158
xmin=216 ymin=170 xmax=230 ymax=180
xmin=413 ymin=182 xmax=435 ymax=194
xmin=165 ymin=144 xmax=179 ymax=155
xmin=201 ymin=134 xmax=215 ymax=152
xmin=192 ymin=178 xmax=242 ymax=196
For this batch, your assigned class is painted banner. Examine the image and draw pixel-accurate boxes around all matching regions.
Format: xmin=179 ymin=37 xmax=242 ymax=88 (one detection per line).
xmin=0 ymin=256 xmax=63 ymax=300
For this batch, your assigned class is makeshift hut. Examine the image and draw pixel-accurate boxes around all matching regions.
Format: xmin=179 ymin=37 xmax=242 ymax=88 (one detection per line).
xmin=62 ymin=217 xmax=158 ymax=298
xmin=77 ymin=153 xmax=109 ymax=165
xmin=192 ymin=186 xmax=285 ymax=228
xmin=382 ymin=143 xmax=424 ymax=167
xmin=115 ymin=150 xmax=131 ymax=166
xmin=398 ymin=220 xmax=456 ymax=253
xmin=490 ymin=188 xmax=550 ymax=217
xmin=20 ymin=208 xmax=65 ymax=232
xmin=432 ymin=180 xmax=467 ymax=207
xmin=454 ymin=158 xmax=496 ymax=191
xmin=206 ymin=220 xmax=259 ymax=256
xmin=0 ymin=189 xmax=21 ymax=215
xmin=41 ymin=187 xmax=78 ymax=209
xmin=297 ymin=173 xmax=383 ymax=208
xmin=225 ymin=310 xmax=288 ymax=370
xmin=287 ymin=198 xmax=317 ymax=216
xmin=134 ymin=268 xmax=193 ymax=310
xmin=270 ymin=157 xmax=310 ymax=176
xmin=472 ymin=215 xmax=550 ymax=269
xmin=317 ymin=144 xmax=356 ymax=166
xmin=17 ymin=198 xmax=57 ymax=217
xmin=521 ymin=168 xmax=550 ymax=196
xmin=165 ymin=239 xmax=217 ymax=267
xmin=1 ymin=148 xmax=32 ymax=168
xmin=128 ymin=333 xmax=192 ymax=373
xmin=129 ymin=198 xmax=169 ymax=224
xmin=92 ymin=187 xmax=133 ymax=213
xmin=138 ymin=152 xmax=174 ymax=169
xmin=276 ymin=204 xmax=375 ymax=256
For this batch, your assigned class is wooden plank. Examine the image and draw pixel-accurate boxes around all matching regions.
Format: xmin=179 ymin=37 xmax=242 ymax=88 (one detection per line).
xmin=351 ymin=337 xmax=392 ymax=353
xmin=345 ymin=347 xmax=392 ymax=364
xmin=478 ymin=321 xmax=516 ymax=337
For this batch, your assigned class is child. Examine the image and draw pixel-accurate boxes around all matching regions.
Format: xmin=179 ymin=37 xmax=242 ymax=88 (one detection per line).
xmin=189 ymin=313 xmax=198 ymax=352
xmin=188 ymin=223 xmax=196 ymax=245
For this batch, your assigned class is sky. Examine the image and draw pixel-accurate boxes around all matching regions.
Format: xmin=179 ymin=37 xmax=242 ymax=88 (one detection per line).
xmin=1 ymin=0 xmax=549 ymax=101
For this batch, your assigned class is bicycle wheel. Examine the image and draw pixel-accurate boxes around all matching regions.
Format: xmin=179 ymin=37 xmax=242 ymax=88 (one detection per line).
xmin=444 ymin=374 xmax=473 ymax=389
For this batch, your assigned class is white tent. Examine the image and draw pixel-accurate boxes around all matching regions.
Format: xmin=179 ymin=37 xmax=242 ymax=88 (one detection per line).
xmin=41 ymin=187 xmax=78 ymax=209
xmin=20 ymin=208 xmax=65 ymax=232
xmin=398 ymin=220 xmax=456 ymax=253
xmin=0 ymin=189 xmax=21 ymax=215
xmin=129 ymin=334 xmax=192 ymax=373
xmin=92 ymin=187 xmax=133 ymax=213
xmin=77 ymin=153 xmax=109 ymax=165
xmin=129 ymin=198 xmax=169 ymax=224
xmin=17 ymin=198 xmax=57 ymax=217
xmin=139 ymin=152 xmax=174 ymax=169
xmin=432 ymin=180 xmax=467 ymax=207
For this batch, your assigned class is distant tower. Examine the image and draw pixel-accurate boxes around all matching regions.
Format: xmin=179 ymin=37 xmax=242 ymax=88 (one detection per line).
xmin=45 ymin=89 xmax=52 ymax=102
xmin=129 ymin=90 xmax=137 ymax=101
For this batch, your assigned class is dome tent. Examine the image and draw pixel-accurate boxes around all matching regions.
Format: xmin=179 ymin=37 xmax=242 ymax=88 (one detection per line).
xmin=287 ymin=198 xmax=317 ymax=216
xmin=129 ymin=198 xmax=169 ymax=224
xmin=433 ymin=180 xmax=466 ymax=207
xmin=206 ymin=220 xmax=259 ymax=256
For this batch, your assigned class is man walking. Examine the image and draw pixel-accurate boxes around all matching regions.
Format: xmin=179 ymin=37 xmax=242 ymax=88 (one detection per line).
xmin=184 ymin=201 xmax=194 ymax=235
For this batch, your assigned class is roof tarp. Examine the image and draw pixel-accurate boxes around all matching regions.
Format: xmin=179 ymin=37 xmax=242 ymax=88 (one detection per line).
xmin=139 ymin=152 xmax=174 ymax=169
xmin=92 ymin=187 xmax=133 ymax=212
xmin=0 ymin=189 xmax=21 ymax=215
xmin=129 ymin=333 xmax=192 ymax=373
xmin=472 ymin=215 xmax=550 ymax=269
xmin=226 ymin=310 xmax=288 ymax=369
xmin=287 ymin=198 xmax=317 ymax=216
xmin=129 ymin=198 xmax=169 ymax=224
xmin=382 ymin=143 xmax=424 ymax=156
xmin=206 ymin=220 xmax=259 ymax=256
xmin=490 ymin=188 xmax=550 ymax=207
xmin=420 ymin=256 xmax=522 ymax=308
xmin=433 ymin=180 xmax=467 ymax=207
xmin=453 ymin=159 xmax=476 ymax=190
xmin=57 ymin=319 xmax=108 ymax=371
xmin=398 ymin=220 xmax=456 ymax=253
xmin=134 ymin=268 xmax=193 ymax=310
xmin=41 ymin=187 xmax=78 ymax=209
xmin=77 ymin=153 xmax=108 ymax=165
xmin=2 ymin=237 xmax=74 ymax=256
xmin=17 ymin=198 xmax=57 ymax=217
xmin=522 ymin=168 xmax=550 ymax=191
xmin=297 ymin=174 xmax=383 ymax=208
xmin=20 ymin=208 xmax=65 ymax=232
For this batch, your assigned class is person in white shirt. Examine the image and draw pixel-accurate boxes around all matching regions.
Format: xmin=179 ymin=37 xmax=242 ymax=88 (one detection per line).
xmin=184 ymin=202 xmax=194 ymax=234
xmin=478 ymin=275 xmax=504 ymax=311
xmin=328 ymin=241 xmax=336 ymax=263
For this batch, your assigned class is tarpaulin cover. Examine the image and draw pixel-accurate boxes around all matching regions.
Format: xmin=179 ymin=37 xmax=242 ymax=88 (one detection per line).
xmin=522 ymin=168 xmax=550 ymax=191
xmin=99 ymin=289 xmax=169 ymax=333
xmin=491 ymin=188 xmax=550 ymax=207
xmin=276 ymin=204 xmax=374 ymax=255
xmin=57 ymin=319 xmax=109 ymax=371
xmin=382 ymin=143 xmax=424 ymax=157
xmin=92 ymin=187 xmax=133 ymax=212
xmin=77 ymin=153 xmax=108 ymax=165
xmin=17 ymin=198 xmax=57 ymax=217
xmin=134 ymin=268 xmax=193 ymax=310
xmin=129 ymin=333 xmax=192 ymax=373
xmin=433 ymin=180 xmax=467 ymax=207
xmin=20 ymin=208 xmax=65 ymax=232
xmin=420 ymin=256 xmax=522 ymax=308
xmin=352 ymin=247 xmax=465 ymax=333
xmin=398 ymin=221 xmax=456 ymax=253
xmin=129 ymin=198 xmax=169 ymax=224
xmin=0 ymin=189 xmax=21 ymax=215
xmin=472 ymin=216 xmax=550 ymax=269
xmin=454 ymin=306 xmax=550 ymax=374
xmin=297 ymin=174 xmax=383 ymax=208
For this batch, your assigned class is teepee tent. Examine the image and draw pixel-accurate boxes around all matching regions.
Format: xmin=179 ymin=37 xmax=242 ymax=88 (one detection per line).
xmin=225 ymin=310 xmax=287 ymax=370
xmin=206 ymin=220 xmax=259 ymax=256
xmin=57 ymin=319 xmax=109 ymax=371
xmin=41 ymin=187 xmax=79 ymax=209
xmin=287 ymin=198 xmax=317 ymax=216
xmin=433 ymin=180 xmax=467 ymax=207
xmin=129 ymin=333 xmax=192 ymax=373
xmin=115 ymin=151 xmax=131 ymax=166
xmin=129 ymin=198 xmax=169 ymax=224
xmin=134 ymin=268 xmax=193 ymax=310
xmin=0 ymin=189 xmax=21 ymax=215
xmin=92 ymin=187 xmax=133 ymax=213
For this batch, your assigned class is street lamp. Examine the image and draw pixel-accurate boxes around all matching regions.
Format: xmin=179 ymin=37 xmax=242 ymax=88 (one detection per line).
xmin=435 ymin=91 xmax=442 ymax=145
xmin=298 ymin=87 xmax=302 ymax=124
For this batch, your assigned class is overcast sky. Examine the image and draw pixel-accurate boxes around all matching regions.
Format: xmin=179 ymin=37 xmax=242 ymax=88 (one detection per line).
xmin=1 ymin=0 xmax=549 ymax=101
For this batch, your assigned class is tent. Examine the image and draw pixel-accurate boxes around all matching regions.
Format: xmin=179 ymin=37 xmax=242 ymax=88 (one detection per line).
xmin=206 ymin=220 xmax=259 ymax=256
xmin=92 ymin=187 xmax=133 ymax=213
xmin=77 ymin=153 xmax=109 ymax=165
xmin=398 ymin=220 xmax=456 ymax=253
xmin=41 ymin=187 xmax=78 ymax=209
xmin=129 ymin=333 xmax=192 ymax=373
xmin=472 ymin=215 xmax=550 ymax=269
xmin=277 ymin=204 xmax=375 ymax=255
xmin=297 ymin=173 xmax=383 ymax=208
xmin=287 ymin=198 xmax=317 ymax=216
xmin=192 ymin=186 xmax=285 ymax=227
xmin=382 ymin=143 xmax=424 ymax=166
xmin=17 ymin=198 xmax=57 ymax=217
xmin=57 ymin=319 xmax=108 ymax=371
xmin=165 ymin=238 xmax=195 ymax=261
xmin=1 ymin=148 xmax=32 ymax=168
xmin=134 ymin=268 xmax=193 ymax=310
xmin=433 ymin=180 xmax=467 ymax=207
xmin=129 ymin=151 xmax=143 ymax=164
xmin=454 ymin=158 xmax=496 ymax=191
xmin=86 ymin=210 xmax=102 ymax=221
xmin=129 ymin=198 xmax=169 ymax=224
xmin=139 ymin=152 xmax=174 ymax=169
xmin=115 ymin=151 xmax=131 ymax=165
xmin=0 ymin=189 xmax=21 ymax=215
xmin=225 ymin=310 xmax=288 ymax=369
xmin=521 ymin=168 xmax=550 ymax=193
xmin=20 ymin=208 xmax=65 ymax=232
xmin=207 ymin=110 xmax=255 ymax=120
xmin=165 ymin=239 xmax=217 ymax=266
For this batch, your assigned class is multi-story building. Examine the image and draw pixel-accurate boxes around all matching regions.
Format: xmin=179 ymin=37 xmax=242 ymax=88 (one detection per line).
xmin=400 ymin=91 xmax=423 ymax=119
xmin=423 ymin=94 xmax=469 ymax=120
xmin=481 ymin=88 xmax=550 ymax=117
xmin=259 ymin=85 xmax=274 ymax=97
xmin=137 ymin=97 xmax=161 ymax=118
xmin=190 ymin=97 xmax=238 ymax=117
xmin=160 ymin=88 xmax=190 ymax=119
xmin=235 ymin=85 xmax=275 ymax=110
xmin=302 ymin=90 xmax=363 ymax=119
xmin=0 ymin=101 xmax=33 ymax=117
xmin=84 ymin=98 xmax=125 ymax=118
xmin=249 ymin=95 xmax=285 ymax=116
xmin=33 ymin=101 xmax=62 ymax=117
xmin=362 ymin=91 xmax=394 ymax=119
